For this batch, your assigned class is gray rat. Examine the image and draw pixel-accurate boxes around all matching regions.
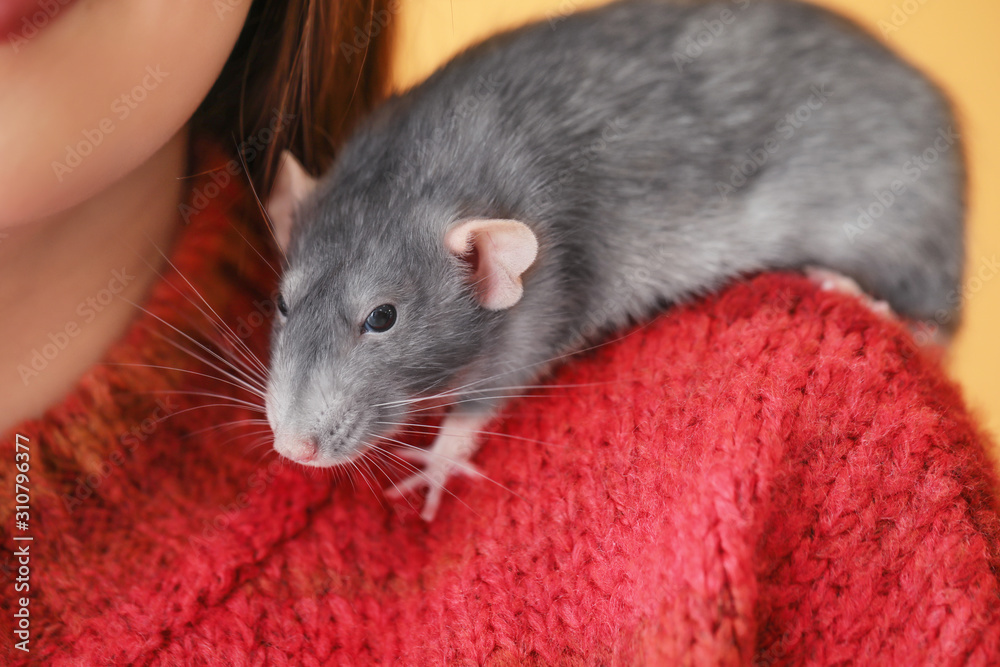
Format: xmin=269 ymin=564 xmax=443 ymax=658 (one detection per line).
xmin=263 ymin=0 xmax=964 ymax=519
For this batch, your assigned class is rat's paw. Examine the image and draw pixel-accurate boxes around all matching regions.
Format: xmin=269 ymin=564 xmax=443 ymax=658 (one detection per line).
xmin=387 ymin=447 xmax=481 ymax=521
xmin=805 ymin=266 xmax=895 ymax=318
xmin=384 ymin=413 xmax=487 ymax=520
xmin=804 ymin=267 xmax=951 ymax=348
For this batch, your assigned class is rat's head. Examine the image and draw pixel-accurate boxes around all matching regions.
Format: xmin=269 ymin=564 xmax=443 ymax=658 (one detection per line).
xmin=262 ymin=151 xmax=537 ymax=466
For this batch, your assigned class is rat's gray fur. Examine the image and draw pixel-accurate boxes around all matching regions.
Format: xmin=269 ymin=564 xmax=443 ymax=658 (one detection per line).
xmin=268 ymin=0 xmax=964 ymax=462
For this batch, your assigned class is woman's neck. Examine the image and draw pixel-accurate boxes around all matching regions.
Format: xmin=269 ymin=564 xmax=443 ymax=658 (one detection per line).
xmin=0 ymin=129 xmax=189 ymax=432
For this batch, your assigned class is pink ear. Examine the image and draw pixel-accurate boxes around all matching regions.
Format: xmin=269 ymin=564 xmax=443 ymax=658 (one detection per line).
xmin=266 ymin=150 xmax=318 ymax=253
xmin=445 ymin=218 xmax=538 ymax=310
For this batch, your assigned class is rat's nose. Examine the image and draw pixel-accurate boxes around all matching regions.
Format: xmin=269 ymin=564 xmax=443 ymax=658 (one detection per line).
xmin=273 ymin=433 xmax=319 ymax=463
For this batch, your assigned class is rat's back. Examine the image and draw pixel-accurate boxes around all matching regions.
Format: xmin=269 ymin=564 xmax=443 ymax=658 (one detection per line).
xmin=327 ymin=0 xmax=963 ymax=342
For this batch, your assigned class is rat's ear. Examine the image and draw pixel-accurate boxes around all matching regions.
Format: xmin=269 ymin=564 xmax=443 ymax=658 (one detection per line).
xmin=445 ymin=218 xmax=538 ymax=310
xmin=266 ymin=150 xmax=318 ymax=253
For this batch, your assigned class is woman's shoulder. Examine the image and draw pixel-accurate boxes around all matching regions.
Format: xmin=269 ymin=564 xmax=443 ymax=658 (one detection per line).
xmin=4 ymin=195 xmax=998 ymax=663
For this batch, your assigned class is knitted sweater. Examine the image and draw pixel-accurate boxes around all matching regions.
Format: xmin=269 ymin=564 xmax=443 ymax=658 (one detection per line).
xmin=2 ymin=155 xmax=999 ymax=666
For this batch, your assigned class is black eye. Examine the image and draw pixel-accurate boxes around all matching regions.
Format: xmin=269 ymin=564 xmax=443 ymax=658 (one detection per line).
xmin=363 ymin=304 xmax=397 ymax=333
xmin=276 ymin=293 xmax=289 ymax=317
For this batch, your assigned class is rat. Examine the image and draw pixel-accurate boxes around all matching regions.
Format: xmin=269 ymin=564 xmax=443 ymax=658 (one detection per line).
xmin=262 ymin=0 xmax=964 ymax=520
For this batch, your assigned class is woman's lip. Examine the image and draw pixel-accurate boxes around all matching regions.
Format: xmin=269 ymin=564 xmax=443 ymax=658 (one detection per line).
xmin=0 ymin=0 xmax=80 ymax=44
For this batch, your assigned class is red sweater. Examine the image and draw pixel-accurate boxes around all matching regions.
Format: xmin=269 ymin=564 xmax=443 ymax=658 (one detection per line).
xmin=2 ymin=156 xmax=999 ymax=665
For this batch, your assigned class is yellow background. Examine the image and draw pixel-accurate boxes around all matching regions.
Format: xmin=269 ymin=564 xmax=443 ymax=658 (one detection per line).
xmin=390 ymin=0 xmax=1000 ymax=445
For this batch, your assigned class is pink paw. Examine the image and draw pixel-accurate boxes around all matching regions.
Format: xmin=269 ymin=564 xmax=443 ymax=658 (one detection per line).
xmin=386 ymin=446 xmax=480 ymax=521
xmin=804 ymin=266 xmax=894 ymax=318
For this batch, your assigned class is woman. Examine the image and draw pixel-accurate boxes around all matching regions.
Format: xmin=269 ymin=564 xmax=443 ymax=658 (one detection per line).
xmin=2 ymin=0 xmax=998 ymax=663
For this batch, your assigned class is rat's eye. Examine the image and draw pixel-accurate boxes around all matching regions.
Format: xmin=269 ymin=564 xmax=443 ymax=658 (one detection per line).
xmin=276 ymin=293 xmax=289 ymax=317
xmin=363 ymin=304 xmax=397 ymax=333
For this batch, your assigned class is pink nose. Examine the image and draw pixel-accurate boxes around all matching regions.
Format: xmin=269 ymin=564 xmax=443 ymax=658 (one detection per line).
xmin=274 ymin=434 xmax=319 ymax=463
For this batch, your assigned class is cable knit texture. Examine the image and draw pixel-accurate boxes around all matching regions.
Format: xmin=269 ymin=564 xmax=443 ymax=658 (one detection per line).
xmin=2 ymin=156 xmax=999 ymax=665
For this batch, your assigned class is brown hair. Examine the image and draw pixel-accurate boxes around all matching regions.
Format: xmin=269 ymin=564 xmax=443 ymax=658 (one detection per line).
xmin=192 ymin=0 xmax=397 ymax=193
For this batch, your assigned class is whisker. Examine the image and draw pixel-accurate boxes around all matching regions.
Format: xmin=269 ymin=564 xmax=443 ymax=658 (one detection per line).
xmin=146 ymin=390 xmax=265 ymax=412
xmin=186 ymin=419 xmax=271 ymax=438
xmin=375 ymin=433 xmax=518 ymax=505
xmin=365 ymin=444 xmax=423 ymax=514
xmin=123 ymin=254 xmax=269 ymax=394
xmin=163 ymin=403 xmax=267 ymax=421
xmin=145 ymin=310 xmax=269 ymax=394
xmin=401 ymin=394 xmax=555 ymax=417
xmin=235 ymin=145 xmax=287 ymax=264
xmin=373 ymin=380 xmax=610 ymax=409
xmin=139 ymin=236 xmax=273 ymax=376
xmin=254 ymin=448 xmax=281 ymax=465
xmin=149 ymin=321 xmax=267 ymax=388
xmin=376 ymin=421 xmax=570 ymax=450
xmin=374 ymin=437 xmax=479 ymax=516
xmin=145 ymin=326 xmax=266 ymax=396
xmin=343 ymin=458 xmax=360 ymax=493
xmin=107 ymin=362 xmax=265 ymax=399
xmin=191 ymin=420 xmax=271 ymax=436
xmin=212 ymin=428 xmax=276 ymax=449
xmin=374 ymin=326 xmax=645 ymax=411
xmin=119 ymin=297 xmax=267 ymax=394
xmin=355 ymin=453 xmax=386 ymax=503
